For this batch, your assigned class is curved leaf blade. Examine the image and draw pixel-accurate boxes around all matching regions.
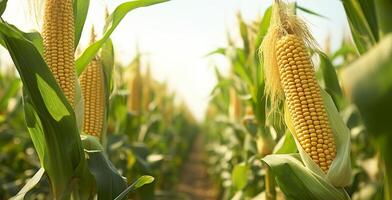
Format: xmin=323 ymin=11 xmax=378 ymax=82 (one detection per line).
xmin=318 ymin=52 xmax=344 ymax=109
xmin=0 ymin=0 xmax=7 ymax=16
xmin=114 ymin=176 xmax=155 ymax=200
xmin=342 ymin=0 xmax=377 ymax=53
xmin=0 ymin=21 xmax=89 ymax=198
xmin=341 ymin=34 xmax=392 ymax=137
xmin=10 ymin=168 xmax=45 ymax=200
xmin=76 ymin=0 xmax=169 ymax=75
xmin=74 ymin=0 xmax=90 ymax=47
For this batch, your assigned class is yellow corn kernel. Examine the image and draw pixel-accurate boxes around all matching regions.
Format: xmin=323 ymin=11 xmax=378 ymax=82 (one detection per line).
xmin=276 ymin=34 xmax=336 ymax=172
xmin=79 ymin=58 xmax=105 ymax=137
xmin=43 ymin=0 xmax=76 ymax=107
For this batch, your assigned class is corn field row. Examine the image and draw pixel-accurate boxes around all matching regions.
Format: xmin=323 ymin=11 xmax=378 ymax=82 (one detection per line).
xmin=0 ymin=0 xmax=392 ymax=200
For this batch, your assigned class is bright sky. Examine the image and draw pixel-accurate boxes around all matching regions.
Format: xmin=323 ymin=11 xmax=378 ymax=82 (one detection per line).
xmin=0 ymin=0 xmax=349 ymax=120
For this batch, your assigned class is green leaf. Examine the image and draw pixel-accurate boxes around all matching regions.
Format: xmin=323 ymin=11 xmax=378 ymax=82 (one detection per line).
xmin=255 ymin=6 xmax=272 ymax=48
xmin=341 ymin=35 xmax=392 ymax=198
xmin=237 ymin=13 xmax=249 ymax=54
xmin=24 ymin=101 xmax=46 ymax=165
xmin=232 ymin=163 xmax=248 ymax=190
xmin=74 ymin=0 xmax=90 ymax=47
xmin=273 ymin=130 xmax=297 ymax=154
xmin=23 ymin=31 xmax=43 ymax=55
xmin=205 ymin=47 xmax=226 ymax=57
xmin=0 ymin=0 xmax=7 ymax=16
xmin=0 ymin=78 xmax=20 ymax=111
xmin=10 ymin=168 xmax=45 ymax=200
xmin=210 ymin=79 xmax=231 ymax=96
xmin=297 ymin=5 xmax=328 ymax=19
xmin=86 ymin=150 xmax=127 ymax=200
xmin=114 ymin=176 xmax=155 ymax=200
xmin=76 ymin=0 xmax=169 ymax=75
xmin=318 ymin=53 xmax=344 ymax=109
xmin=375 ymin=0 xmax=392 ymax=37
xmin=0 ymin=21 xmax=89 ymax=198
xmin=342 ymin=0 xmax=377 ymax=53
xmin=341 ymin=34 xmax=392 ymax=138
xmin=330 ymin=40 xmax=357 ymax=61
xmin=262 ymin=154 xmax=350 ymax=200
xmin=36 ymin=75 xmax=70 ymax=121
xmin=0 ymin=23 xmax=43 ymax=55
xmin=358 ymin=0 xmax=379 ymax=40
xmin=134 ymin=176 xmax=155 ymax=189
xmin=232 ymin=48 xmax=253 ymax=85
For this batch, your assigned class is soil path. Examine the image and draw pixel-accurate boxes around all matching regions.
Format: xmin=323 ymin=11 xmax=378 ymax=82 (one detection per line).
xmin=176 ymin=136 xmax=218 ymax=200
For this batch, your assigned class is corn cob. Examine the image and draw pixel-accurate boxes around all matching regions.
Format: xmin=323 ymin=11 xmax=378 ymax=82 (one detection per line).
xmin=43 ymin=0 xmax=76 ymax=107
xmin=229 ymin=88 xmax=242 ymax=121
xmin=142 ymin=65 xmax=151 ymax=111
xmin=79 ymin=29 xmax=105 ymax=138
xmin=276 ymin=34 xmax=336 ymax=172
xmin=79 ymin=58 xmax=105 ymax=137
xmin=128 ymin=57 xmax=142 ymax=114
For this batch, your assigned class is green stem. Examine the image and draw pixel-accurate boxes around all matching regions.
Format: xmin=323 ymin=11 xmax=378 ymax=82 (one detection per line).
xmin=375 ymin=0 xmax=392 ymax=37
xmin=380 ymin=136 xmax=392 ymax=200
xmin=264 ymin=165 xmax=276 ymax=200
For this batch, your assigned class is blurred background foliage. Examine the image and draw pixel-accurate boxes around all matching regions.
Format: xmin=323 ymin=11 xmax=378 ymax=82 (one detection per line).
xmin=0 ymin=53 xmax=198 ymax=199
xmin=1 ymin=0 xmax=392 ymax=199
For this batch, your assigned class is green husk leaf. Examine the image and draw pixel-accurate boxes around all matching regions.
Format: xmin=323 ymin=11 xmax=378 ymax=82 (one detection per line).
xmin=273 ymin=129 xmax=297 ymax=154
xmin=262 ymin=154 xmax=350 ymax=200
xmin=284 ymin=89 xmax=351 ymax=187
xmin=318 ymin=52 xmax=344 ymax=109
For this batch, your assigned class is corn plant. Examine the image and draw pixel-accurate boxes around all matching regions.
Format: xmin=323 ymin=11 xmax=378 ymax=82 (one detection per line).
xmin=205 ymin=0 xmax=392 ymax=199
xmin=0 ymin=0 xmax=169 ymax=199
xmin=205 ymin=7 xmax=276 ymax=199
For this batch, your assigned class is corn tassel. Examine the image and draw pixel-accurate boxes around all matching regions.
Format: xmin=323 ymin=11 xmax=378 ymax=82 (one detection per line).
xmin=43 ymin=0 xmax=76 ymax=107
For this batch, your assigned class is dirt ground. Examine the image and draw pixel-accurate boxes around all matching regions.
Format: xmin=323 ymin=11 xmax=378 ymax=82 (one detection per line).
xmin=176 ymin=136 xmax=218 ymax=200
